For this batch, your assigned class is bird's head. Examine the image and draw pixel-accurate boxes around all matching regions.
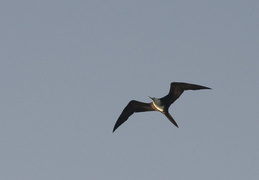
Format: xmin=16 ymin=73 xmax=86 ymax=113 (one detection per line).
xmin=148 ymin=96 xmax=155 ymax=101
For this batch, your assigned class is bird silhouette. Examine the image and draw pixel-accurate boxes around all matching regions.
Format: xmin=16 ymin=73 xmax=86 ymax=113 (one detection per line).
xmin=113 ymin=82 xmax=211 ymax=132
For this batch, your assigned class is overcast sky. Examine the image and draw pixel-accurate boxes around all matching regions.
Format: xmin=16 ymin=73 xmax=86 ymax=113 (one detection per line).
xmin=0 ymin=1 xmax=259 ymax=179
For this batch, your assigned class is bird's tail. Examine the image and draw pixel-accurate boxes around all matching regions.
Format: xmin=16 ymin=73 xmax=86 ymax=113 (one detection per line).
xmin=164 ymin=113 xmax=179 ymax=128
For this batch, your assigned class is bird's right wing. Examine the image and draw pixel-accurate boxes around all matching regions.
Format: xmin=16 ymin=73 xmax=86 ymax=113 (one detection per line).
xmin=162 ymin=82 xmax=211 ymax=105
xmin=113 ymin=100 xmax=154 ymax=132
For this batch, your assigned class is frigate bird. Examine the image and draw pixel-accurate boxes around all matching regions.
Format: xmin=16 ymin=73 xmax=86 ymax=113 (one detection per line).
xmin=112 ymin=82 xmax=211 ymax=132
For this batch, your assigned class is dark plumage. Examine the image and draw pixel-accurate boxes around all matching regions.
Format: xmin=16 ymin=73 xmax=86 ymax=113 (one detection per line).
xmin=113 ymin=82 xmax=211 ymax=132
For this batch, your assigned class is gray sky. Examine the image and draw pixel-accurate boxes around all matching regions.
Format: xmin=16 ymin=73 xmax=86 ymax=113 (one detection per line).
xmin=1 ymin=1 xmax=258 ymax=179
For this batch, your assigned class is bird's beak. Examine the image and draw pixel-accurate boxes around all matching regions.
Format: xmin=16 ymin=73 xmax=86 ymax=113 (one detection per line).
xmin=148 ymin=96 xmax=153 ymax=100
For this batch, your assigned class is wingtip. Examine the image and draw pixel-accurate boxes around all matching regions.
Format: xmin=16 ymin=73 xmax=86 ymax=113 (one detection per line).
xmin=112 ymin=127 xmax=117 ymax=133
xmin=204 ymin=84 xmax=212 ymax=89
xmin=200 ymin=86 xmax=211 ymax=90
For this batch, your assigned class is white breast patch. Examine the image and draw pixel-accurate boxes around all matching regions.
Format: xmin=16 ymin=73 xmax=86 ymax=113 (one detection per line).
xmin=152 ymin=100 xmax=164 ymax=112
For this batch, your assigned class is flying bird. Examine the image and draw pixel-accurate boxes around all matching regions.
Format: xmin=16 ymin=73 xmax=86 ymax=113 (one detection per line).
xmin=113 ymin=82 xmax=211 ymax=132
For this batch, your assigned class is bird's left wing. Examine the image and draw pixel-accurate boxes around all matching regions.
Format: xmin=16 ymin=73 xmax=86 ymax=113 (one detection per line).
xmin=113 ymin=100 xmax=154 ymax=132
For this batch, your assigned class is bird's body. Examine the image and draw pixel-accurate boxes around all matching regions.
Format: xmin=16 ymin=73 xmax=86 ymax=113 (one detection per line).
xmin=150 ymin=97 xmax=164 ymax=112
xmin=113 ymin=82 xmax=211 ymax=132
